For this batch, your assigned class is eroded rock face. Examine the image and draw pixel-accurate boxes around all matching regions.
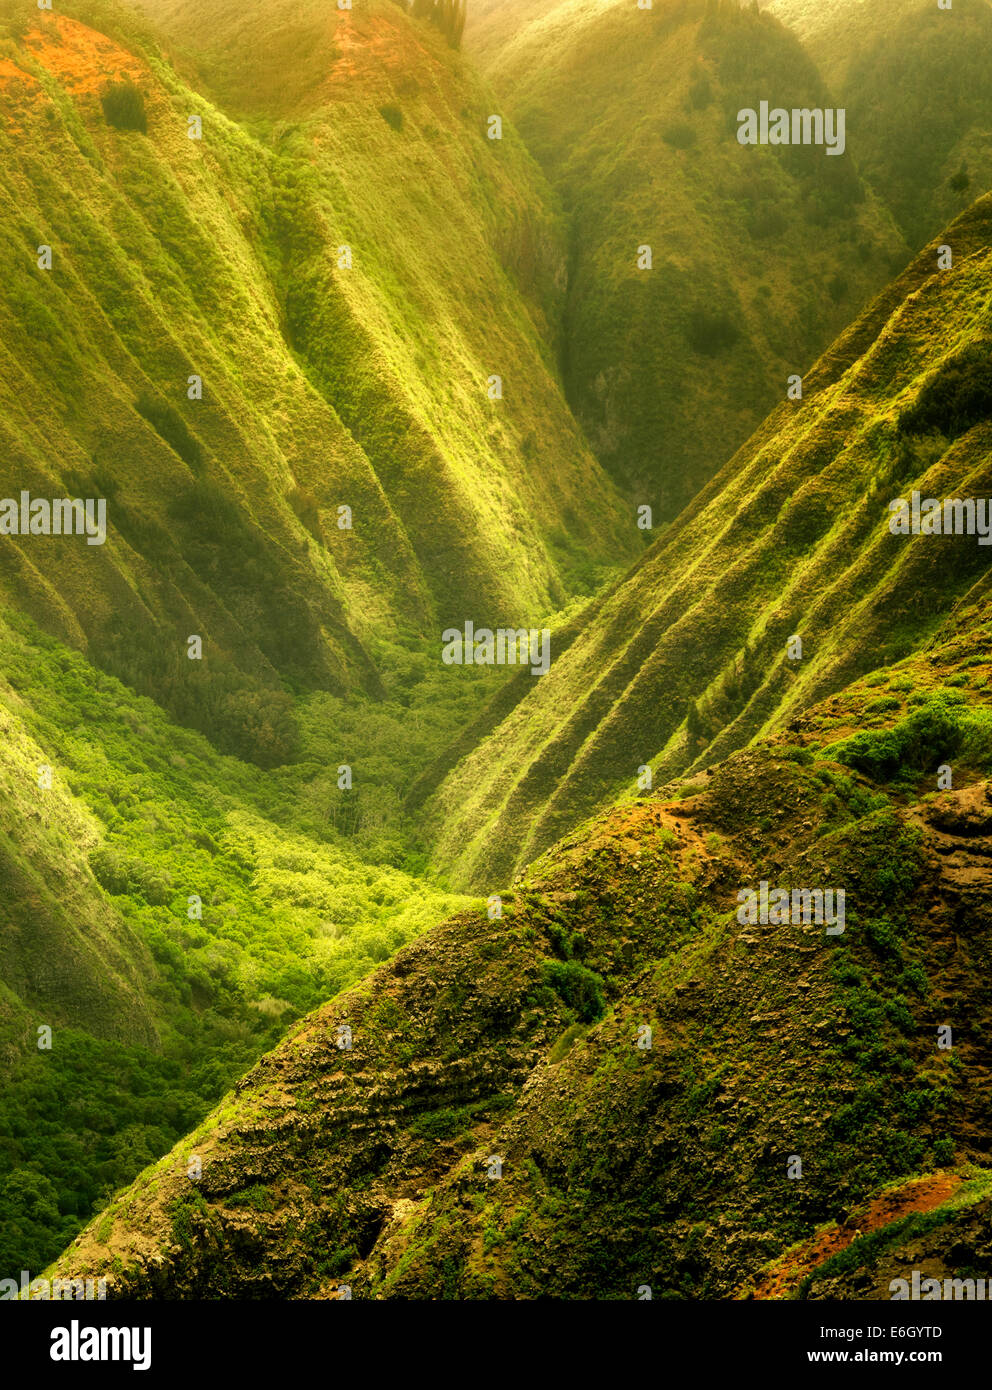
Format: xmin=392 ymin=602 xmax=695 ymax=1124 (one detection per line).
xmin=47 ymin=742 xmax=992 ymax=1300
xmin=920 ymin=784 xmax=992 ymax=921
xmin=925 ymin=784 xmax=992 ymax=840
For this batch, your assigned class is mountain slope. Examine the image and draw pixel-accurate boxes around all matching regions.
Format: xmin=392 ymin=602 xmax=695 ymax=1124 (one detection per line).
xmin=0 ymin=602 xmax=480 ymax=1277
xmin=8 ymin=0 xmax=992 ymax=1305
xmin=0 ymin=683 xmax=157 ymax=1052
xmin=417 ymin=193 xmax=992 ymax=892
xmin=472 ymin=0 xmax=906 ymax=516
xmin=0 ymin=0 xmax=635 ymax=761
xmin=752 ymin=1170 xmax=992 ymax=1300
xmin=763 ymin=0 xmax=992 ymax=248
xmin=842 ymin=0 xmax=992 ymax=250
xmin=0 ymin=0 xmax=648 ymax=1277
xmin=759 ymin=0 xmax=921 ymax=66
xmin=44 ymin=601 xmax=992 ymax=1296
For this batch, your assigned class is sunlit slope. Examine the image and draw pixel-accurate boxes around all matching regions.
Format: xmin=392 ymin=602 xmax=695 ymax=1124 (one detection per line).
xmin=761 ymin=0 xmax=990 ymax=81
xmin=45 ymin=606 xmax=992 ymax=1296
xmin=0 ymin=0 xmax=636 ymax=1275
xmin=475 ymin=0 xmax=906 ymax=517
xmin=764 ymin=0 xmax=992 ymax=248
xmin=759 ymin=0 xmax=914 ymax=64
xmin=0 ymin=603 xmax=477 ymax=1275
xmin=0 ymin=0 xmax=635 ymax=745
xmin=0 ymin=689 xmax=157 ymax=1051
xmin=134 ymin=0 xmax=639 ymax=592
xmin=466 ymin=0 xmax=563 ymax=63
xmin=420 ymin=194 xmax=992 ymax=891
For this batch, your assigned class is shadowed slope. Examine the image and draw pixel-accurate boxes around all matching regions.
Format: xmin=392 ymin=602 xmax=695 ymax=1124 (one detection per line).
xmin=471 ymin=0 xmax=906 ymax=515
xmin=763 ymin=0 xmax=992 ymax=248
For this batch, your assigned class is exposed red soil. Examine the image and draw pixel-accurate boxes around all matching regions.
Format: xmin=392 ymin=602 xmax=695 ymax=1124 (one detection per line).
xmin=24 ymin=13 xmax=146 ymax=96
xmin=327 ymin=11 xmax=437 ymax=90
xmin=0 ymin=53 xmax=37 ymax=89
xmin=750 ymin=1172 xmax=962 ymax=1299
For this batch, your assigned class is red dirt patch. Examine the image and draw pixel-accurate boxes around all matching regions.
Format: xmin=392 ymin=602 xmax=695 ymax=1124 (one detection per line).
xmin=750 ymin=1172 xmax=962 ymax=1299
xmin=0 ymin=54 xmax=39 ymax=90
xmin=24 ymin=13 xmax=146 ymax=97
xmin=327 ymin=11 xmax=436 ymax=92
xmin=0 ymin=52 xmax=44 ymax=134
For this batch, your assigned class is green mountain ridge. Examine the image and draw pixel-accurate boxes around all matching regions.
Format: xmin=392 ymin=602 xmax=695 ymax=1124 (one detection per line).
xmin=470 ymin=0 xmax=908 ymax=516
xmin=0 ymin=0 xmax=636 ymax=766
xmin=419 ymin=193 xmax=992 ymax=892
xmin=0 ymin=687 xmax=157 ymax=1053
xmin=763 ymin=0 xmax=992 ymax=249
xmin=43 ymin=593 xmax=992 ymax=1296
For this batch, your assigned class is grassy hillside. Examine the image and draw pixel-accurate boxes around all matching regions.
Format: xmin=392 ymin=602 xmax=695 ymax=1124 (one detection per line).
xmin=0 ymin=683 xmax=158 ymax=1053
xmin=473 ymin=0 xmax=906 ymax=517
xmin=0 ymin=0 xmax=635 ymax=765
xmin=417 ymin=192 xmax=992 ymax=892
xmin=0 ymin=0 xmax=646 ymax=1277
xmin=466 ymin=0 xmax=563 ymax=62
xmin=764 ymin=0 xmax=992 ymax=248
xmin=0 ymin=603 xmax=481 ymax=1277
xmin=759 ymin=0 xmax=920 ymax=65
xmin=6 ymin=0 xmax=992 ymax=1304
xmin=843 ymin=0 xmax=992 ymax=249
xmin=43 ymin=599 xmax=992 ymax=1296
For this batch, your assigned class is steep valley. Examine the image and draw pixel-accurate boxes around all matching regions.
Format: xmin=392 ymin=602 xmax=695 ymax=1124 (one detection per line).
xmin=46 ymin=602 xmax=992 ymax=1296
xmin=419 ymin=193 xmax=992 ymax=892
xmin=0 ymin=0 xmax=991 ymax=1306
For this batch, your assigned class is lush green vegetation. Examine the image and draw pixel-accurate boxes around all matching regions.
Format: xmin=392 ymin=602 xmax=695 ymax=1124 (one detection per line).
xmin=48 ymin=714 xmax=992 ymax=1299
xmin=899 ymin=344 xmax=992 ymax=442
xmin=481 ymin=0 xmax=905 ymax=515
xmin=425 ymin=196 xmax=992 ymax=891
xmin=0 ymin=607 xmax=483 ymax=1274
xmin=823 ymin=689 xmax=992 ymax=788
xmin=0 ymin=0 xmax=635 ymax=770
xmin=100 ymin=80 xmax=147 ymax=133
xmin=539 ymin=959 xmax=607 ymax=1024
xmin=0 ymin=0 xmax=643 ymax=1277
xmin=6 ymin=0 xmax=992 ymax=1303
xmin=0 ymin=1033 xmax=224 ymax=1276
xmin=842 ymin=0 xmax=992 ymax=247
xmin=134 ymin=391 xmax=204 ymax=473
